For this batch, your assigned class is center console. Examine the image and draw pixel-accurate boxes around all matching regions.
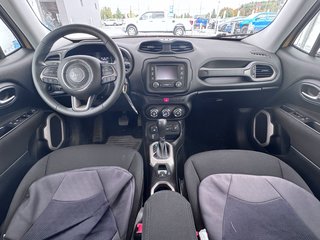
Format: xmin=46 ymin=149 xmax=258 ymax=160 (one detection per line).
xmin=148 ymin=119 xmax=178 ymax=194
xmin=137 ymin=57 xmax=193 ymax=196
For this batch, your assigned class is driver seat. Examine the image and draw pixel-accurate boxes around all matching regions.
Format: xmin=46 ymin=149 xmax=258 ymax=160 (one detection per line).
xmin=1 ymin=145 xmax=143 ymax=240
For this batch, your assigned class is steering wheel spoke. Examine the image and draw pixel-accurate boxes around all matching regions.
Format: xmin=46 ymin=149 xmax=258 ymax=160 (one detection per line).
xmin=71 ymin=95 xmax=95 ymax=112
xmin=101 ymin=62 xmax=118 ymax=84
xmin=40 ymin=62 xmax=60 ymax=85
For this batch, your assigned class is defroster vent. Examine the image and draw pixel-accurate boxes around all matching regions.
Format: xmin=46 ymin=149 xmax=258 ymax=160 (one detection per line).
xmin=139 ymin=41 xmax=163 ymax=53
xmin=171 ymin=41 xmax=193 ymax=53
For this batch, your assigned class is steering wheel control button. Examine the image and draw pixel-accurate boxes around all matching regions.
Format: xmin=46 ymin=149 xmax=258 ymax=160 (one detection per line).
xmin=41 ymin=77 xmax=59 ymax=85
xmin=102 ymin=65 xmax=114 ymax=76
xmin=41 ymin=65 xmax=59 ymax=84
xmin=150 ymin=108 xmax=159 ymax=118
xmin=161 ymin=108 xmax=171 ymax=118
xmin=152 ymin=82 xmax=160 ymax=88
xmin=101 ymin=64 xmax=117 ymax=84
xmin=175 ymin=81 xmax=183 ymax=88
xmin=42 ymin=66 xmax=58 ymax=77
xmin=102 ymin=76 xmax=117 ymax=84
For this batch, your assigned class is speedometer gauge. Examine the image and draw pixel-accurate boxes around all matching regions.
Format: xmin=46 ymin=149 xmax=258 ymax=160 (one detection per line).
xmin=100 ymin=56 xmax=114 ymax=63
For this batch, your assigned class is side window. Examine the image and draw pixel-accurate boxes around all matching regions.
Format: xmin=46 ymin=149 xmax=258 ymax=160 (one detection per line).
xmin=0 ymin=18 xmax=21 ymax=58
xmin=294 ymin=12 xmax=320 ymax=55
xmin=140 ymin=13 xmax=151 ymax=20
xmin=152 ymin=12 xmax=164 ymax=19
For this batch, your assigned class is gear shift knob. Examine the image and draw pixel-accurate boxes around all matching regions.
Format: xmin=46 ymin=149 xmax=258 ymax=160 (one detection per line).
xmin=157 ymin=119 xmax=167 ymax=141
xmin=156 ymin=119 xmax=168 ymax=159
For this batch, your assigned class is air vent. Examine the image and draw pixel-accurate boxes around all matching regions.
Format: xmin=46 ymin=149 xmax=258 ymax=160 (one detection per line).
xmin=171 ymin=41 xmax=193 ymax=53
xmin=254 ymin=64 xmax=274 ymax=79
xmin=139 ymin=41 xmax=163 ymax=53
xmin=45 ymin=54 xmax=60 ymax=61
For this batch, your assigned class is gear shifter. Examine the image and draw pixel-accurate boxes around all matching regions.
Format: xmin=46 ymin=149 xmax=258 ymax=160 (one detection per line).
xmin=156 ymin=119 xmax=169 ymax=159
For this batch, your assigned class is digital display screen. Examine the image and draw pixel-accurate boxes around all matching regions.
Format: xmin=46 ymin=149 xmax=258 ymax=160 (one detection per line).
xmin=155 ymin=65 xmax=178 ymax=80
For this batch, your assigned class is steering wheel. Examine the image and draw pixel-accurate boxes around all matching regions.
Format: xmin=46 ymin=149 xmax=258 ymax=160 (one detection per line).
xmin=32 ymin=24 xmax=125 ymax=117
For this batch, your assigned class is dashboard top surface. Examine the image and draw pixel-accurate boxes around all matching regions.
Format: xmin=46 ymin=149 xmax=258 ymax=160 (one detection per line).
xmin=49 ymin=36 xmax=282 ymax=98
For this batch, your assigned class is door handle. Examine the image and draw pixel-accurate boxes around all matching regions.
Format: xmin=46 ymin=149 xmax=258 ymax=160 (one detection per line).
xmin=301 ymin=91 xmax=320 ymax=100
xmin=301 ymin=83 xmax=320 ymax=101
xmin=0 ymin=86 xmax=16 ymax=106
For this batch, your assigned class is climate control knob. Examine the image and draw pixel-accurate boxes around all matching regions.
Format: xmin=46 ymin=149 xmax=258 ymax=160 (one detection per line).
xmin=149 ymin=108 xmax=159 ymax=118
xmin=173 ymin=108 xmax=184 ymax=118
xmin=161 ymin=108 xmax=171 ymax=118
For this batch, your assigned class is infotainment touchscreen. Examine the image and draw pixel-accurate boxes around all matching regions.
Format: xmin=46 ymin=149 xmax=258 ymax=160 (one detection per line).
xmin=155 ymin=65 xmax=178 ymax=80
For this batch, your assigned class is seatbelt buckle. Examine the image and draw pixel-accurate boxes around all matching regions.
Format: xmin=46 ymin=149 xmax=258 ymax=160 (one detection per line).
xmin=136 ymin=223 xmax=143 ymax=234
xmin=198 ymin=229 xmax=209 ymax=240
xmin=134 ymin=223 xmax=143 ymax=240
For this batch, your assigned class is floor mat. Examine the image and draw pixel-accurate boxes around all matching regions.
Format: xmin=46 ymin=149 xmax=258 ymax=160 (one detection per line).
xmin=106 ymin=135 xmax=142 ymax=150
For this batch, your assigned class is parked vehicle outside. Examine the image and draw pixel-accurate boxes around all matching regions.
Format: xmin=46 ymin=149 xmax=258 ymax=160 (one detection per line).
xmin=238 ymin=12 xmax=277 ymax=34
xmin=104 ymin=19 xmax=123 ymax=26
xmin=123 ymin=11 xmax=193 ymax=36
xmin=218 ymin=16 xmax=245 ymax=33
xmin=193 ymin=16 xmax=208 ymax=29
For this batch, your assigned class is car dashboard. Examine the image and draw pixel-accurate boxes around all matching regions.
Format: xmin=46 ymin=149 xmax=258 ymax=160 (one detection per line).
xmin=47 ymin=37 xmax=282 ymax=120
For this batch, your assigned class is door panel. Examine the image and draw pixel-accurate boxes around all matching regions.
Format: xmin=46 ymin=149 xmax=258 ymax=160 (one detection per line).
xmin=273 ymin=106 xmax=320 ymax=199
xmin=273 ymin=106 xmax=320 ymax=168
xmin=0 ymin=46 xmax=47 ymax=223
xmin=266 ymin=46 xmax=320 ymax=199
xmin=0 ymin=109 xmax=45 ymax=222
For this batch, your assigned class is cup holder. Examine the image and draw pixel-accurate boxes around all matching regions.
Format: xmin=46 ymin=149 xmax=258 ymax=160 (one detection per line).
xmin=151 ymin=181 xmax=175 ymax=195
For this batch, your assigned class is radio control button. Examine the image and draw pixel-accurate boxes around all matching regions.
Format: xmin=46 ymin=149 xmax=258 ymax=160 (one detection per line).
xmin=175 ymin=81 xmax=183 ymax=88
xmin=162 ymin=108 xmax=171 ymax=118
xmin=152 ymin=82 xmax=160 ymax=88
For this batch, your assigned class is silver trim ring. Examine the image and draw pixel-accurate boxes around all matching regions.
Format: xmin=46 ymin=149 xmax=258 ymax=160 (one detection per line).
xmin=151 ymin=181 xmax=175 ymax=195
xmin=253 ymin=110 xmax=274 ymax=147
xmin=43 ymin=113 xmax=65 ymax=150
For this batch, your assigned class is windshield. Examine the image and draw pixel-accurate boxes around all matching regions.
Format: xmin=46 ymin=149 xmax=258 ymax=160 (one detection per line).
xmin=27 ymin=0 xmax=286 ymax=38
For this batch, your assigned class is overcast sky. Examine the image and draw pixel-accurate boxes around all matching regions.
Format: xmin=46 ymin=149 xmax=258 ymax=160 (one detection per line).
xmin=98 ymin=0 xmax=264 ymax=16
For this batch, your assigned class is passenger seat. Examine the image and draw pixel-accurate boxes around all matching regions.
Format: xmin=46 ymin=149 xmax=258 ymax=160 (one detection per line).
xmin=184 ymin=150 xmax=320 ymax=239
